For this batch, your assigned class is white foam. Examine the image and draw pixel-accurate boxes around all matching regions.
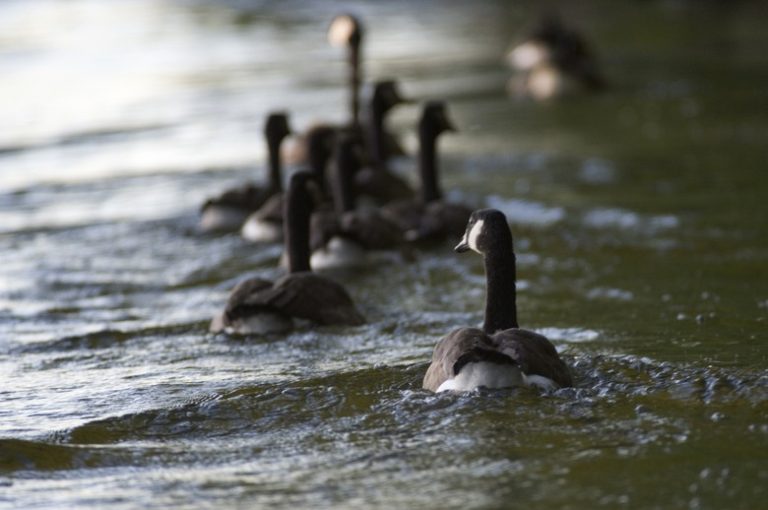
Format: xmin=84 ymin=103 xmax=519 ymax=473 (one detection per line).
xmin=486 ymin=195 xmax=565 ymax=227
xmin=536 ymin=327 xmax=600 ymax=344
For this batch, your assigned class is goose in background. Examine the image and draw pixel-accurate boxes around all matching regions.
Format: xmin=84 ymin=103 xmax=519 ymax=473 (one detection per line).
xmin=283 ymin=14 xmax=364 ymax=166
xmin=200 ymin=113 xmax=291 ymax=232
xmin=356 ymin=80 xmax=414 ymax=204
xmin=382 ymin=101 xmax=471 ymax=244
xmin=328 ymin=13 xmax=364 ymax=129
xmin=507 ymin=14 xmax=605 ymax=101
xmin=284 ymin=15 xmax=406 ymax=167
xmin=310 ymin=135 xmax=404 ymax=270
xmin=423 ymin=209 xmax=573 ymax=392
xmin=241 ymin=125 xmax=336 ymax=243
xmin=210 ymin=171 xmax=365 ymax=335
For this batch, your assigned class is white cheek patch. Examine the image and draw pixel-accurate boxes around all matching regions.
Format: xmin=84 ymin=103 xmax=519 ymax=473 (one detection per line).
xmin=328 ymin=16 xmax=355 ymax=46
xmin=467 ymin=219 xmax=484 ymax=253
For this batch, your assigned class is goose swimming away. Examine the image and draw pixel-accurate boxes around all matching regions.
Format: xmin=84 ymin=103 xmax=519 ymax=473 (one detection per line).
xmin=382 ymin=101 xmax=471 ymax=244
xmin=328 ymin=13 xmax=364 ymax=128
xmin=310 ymin=135 xmax=404 ymax=270
xmin=241 ymin=125 xmax=336 ymax=243
xmin=422 ymin=208 xmax=572 ymax=392
xmin=284 ymin=15 xmax=405 ymax=168
xmin=200 ymin=113 xmax=291 ymax=233
xmin=356 ymin=80 xmax=413 ymax=204
xmin=210 ymin=171 xmax=365 ymax=335
xmin=507 ymin=14 xmax=604 ymax=100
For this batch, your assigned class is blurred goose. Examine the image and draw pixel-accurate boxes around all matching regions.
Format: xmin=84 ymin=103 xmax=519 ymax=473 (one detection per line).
xmin=382 ymin=101 xmax=471 ymax=244
xmin=310 ymin=135 xmax=403 ymax=270
xmin=241 ymin=125 xmax=336 ymax=243
xmin=210 ymin=171 xmax=365 ymax=335
xmin=356 ymin=80 xmax=413 ymax=203
xmin=507 ymin=14 xmax=604 ymax=100
xmin=283 ymin=14 xmax=364 ymax=166
xmin=284 ymin=15 xmax=405 ymax=167
xmin=200 ymin=113 xmax=290 ymax=232
xmin=423 ymin=209 xmax=573 ymax=392
xmin=328 ymin=13 xmax=364 ymax=128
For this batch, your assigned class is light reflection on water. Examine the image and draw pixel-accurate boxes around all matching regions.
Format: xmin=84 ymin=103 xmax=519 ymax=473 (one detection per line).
xmin=1 ymin=0 xmax=768 ymax=509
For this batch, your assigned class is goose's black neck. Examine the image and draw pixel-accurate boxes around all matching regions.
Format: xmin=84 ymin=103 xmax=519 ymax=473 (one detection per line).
xmin=348 ymin=43 xmax=361 ymax=128
xmin=369 ymin=99 xmax=387 ymax=172
xmin=284 ymin=176 xmax=314 ymax=274
xmin=307 ymin=130 xmax=333 ymax=194
xmin=482 ymin=230 xmax=519 ymax=333
xmin=332 ymin=141 xmax=358 ymax=214
xmin=266 ymin=136 xmax=283 ymax=192
xmin=418 ymin=122 xmax=442 ymax=204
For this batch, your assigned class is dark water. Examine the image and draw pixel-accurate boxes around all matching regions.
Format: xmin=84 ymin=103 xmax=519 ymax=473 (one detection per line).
xmin=1 ymin=0 xmax=767 ymax=508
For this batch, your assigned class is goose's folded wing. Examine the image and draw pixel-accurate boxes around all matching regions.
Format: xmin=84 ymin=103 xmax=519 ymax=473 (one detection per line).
xmin=493 ymin=328 xmax=573 ymax=387
xmin=423 ymin=327 xmax=514 ymax=392
xmin=247 ymin=273 xmax=365 ymax=326
xmin=224 ymin=277 xmax=275 ymax=320
xmin=341 ymin=209 xmax=403 ymax=250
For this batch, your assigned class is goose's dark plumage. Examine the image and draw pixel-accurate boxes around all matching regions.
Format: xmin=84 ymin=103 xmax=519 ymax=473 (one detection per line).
xmin=507 ymin=14 xmax=604 ymax=100
xmin=327 ymin=13 xmax=364 ymax=128
xmin=382 ymin=101 xmax=471 ymax=244
xmin=241 ymin=125 xmax=336 ymax=243
xmin=355 ymin=80 xmax=413 ymax=203
xmin=200 ymin=113 xmax=291 ymax=232
xmin=211 ymin=171 xmax=365 ymax=334
xmin=422 ymin=209 xmax=572 ymax=392
xmin=310 ymin=135 xmax=403 ymax=269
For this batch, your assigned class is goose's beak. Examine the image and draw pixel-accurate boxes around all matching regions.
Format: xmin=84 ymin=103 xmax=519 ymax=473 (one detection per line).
xmin=454 ymin=240 xmax=470 ymax=253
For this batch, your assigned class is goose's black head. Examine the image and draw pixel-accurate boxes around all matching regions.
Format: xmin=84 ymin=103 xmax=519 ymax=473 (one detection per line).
xmin=532 ymin=14 xmax=567 ymax=45
xmin=372 ymin=80 xmax=409 ymax=114
xmin=287 ymin=170 xmax=323 ymax=209
xmin=328 ymin=14 xmax=363 ymax=48
xmin=455 ymin=209 xmax=512 ymax=255
xmin=420 ymin=101 xmax=456 ymax=137
xmin=264 ymin=112 xmax=291 ymax=144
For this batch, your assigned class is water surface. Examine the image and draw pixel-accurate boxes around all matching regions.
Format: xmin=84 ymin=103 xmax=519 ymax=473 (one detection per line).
xmin=1 ymin=1 xmax=767 ymax=508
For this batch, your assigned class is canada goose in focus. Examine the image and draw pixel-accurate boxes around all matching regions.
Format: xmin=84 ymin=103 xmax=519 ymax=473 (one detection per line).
xmin=210 ymin=171 xmax=365 ymax=335
xmin=507 ymin=14 xmax=604 ymax=101
xmin=422 ymin=209 xmax=572 ymax=392
xmin=310 ymin=135 xmax=404 ymax=270
xmin=382 ymin=101 xmax=471 ymax=244
xmin=241 ymin=125 xmax=336 ymax=243
xmin=356 ymin=80 xmax=414 ymax=203
xmin=200 ymin=113 xmax=291 ymax=232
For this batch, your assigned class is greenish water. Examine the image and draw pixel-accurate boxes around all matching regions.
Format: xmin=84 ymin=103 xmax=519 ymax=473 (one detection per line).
xmin=1 ymin=1 xmax=767 ymax=509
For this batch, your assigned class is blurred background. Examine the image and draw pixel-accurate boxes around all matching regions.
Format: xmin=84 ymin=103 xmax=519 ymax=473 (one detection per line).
xmin=1 ymin=0 xmax=767 ymax=509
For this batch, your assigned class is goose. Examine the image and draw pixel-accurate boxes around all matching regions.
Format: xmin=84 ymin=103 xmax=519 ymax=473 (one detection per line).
xmin=284 ymin=15 xmax=405 ymax=167
xmin=355 ymin=80 xmax=413 ymax=203
xmin=382 ymin=101 xmax=471 ymax=244
xmin=310 ymin=135 xmax=403 ymax=270
xmin=200 ymin=113 xmax=291 ymax=232
xmin=507 ymin=14 xmax=604 ymax=101
xmin=210 ymin=171 xmax=365 ymax=335
xmin=241 ymin=125 xmax=336 ymax=243
xmin=328 ymin=13 xmax=364 ymax=129
xmin=422 ymin=208 xmax=572 ymax=392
